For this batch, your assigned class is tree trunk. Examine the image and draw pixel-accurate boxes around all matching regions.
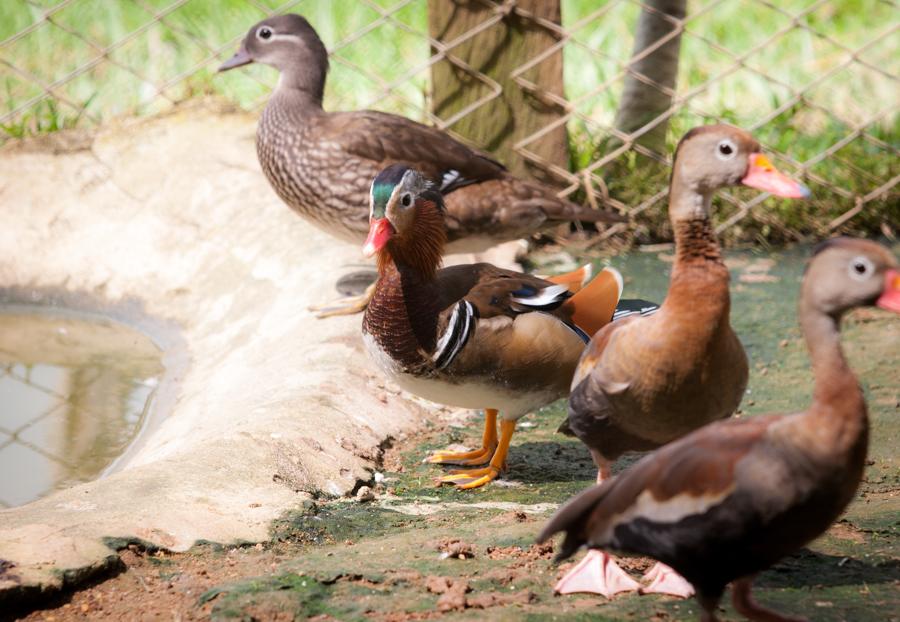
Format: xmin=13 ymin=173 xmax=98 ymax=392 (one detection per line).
xmin=428 ymin=0 xmax=567 ymax=184
xmin=613 ymin=0 xmax=687 ymax=156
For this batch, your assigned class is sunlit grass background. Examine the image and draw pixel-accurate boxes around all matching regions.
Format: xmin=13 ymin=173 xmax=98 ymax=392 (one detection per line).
xmin=2 ymin=0 xmax=897 ymax=242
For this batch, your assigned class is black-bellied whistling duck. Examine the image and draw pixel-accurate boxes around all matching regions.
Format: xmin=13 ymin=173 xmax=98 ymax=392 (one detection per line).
xmin=553 ymin=125 xmax=811 ymax=598
xmin=540 ymin=237 xmax=900 ymax=622
xmin=361 ymin=164 xmax=631 ymax=490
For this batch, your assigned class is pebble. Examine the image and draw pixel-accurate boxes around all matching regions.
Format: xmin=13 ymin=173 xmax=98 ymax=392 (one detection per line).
xmin=356 ymin=486 xmax=375 ymax=502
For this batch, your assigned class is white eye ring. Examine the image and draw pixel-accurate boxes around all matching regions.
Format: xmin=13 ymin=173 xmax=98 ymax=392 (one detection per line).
xmin=716 ymin=139 xmax=737 ymax=161
xmin=257 ymin=26 xmax=273 ymax=40
xmin=848 ymin=256 xmax=874 ymax=281
xmin=400 ymin=193 xmax=413 ymax=208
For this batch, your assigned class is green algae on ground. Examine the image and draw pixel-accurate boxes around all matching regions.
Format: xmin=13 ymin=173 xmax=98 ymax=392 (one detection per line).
xmin=200 ymin=244 xmax=899 ymax=621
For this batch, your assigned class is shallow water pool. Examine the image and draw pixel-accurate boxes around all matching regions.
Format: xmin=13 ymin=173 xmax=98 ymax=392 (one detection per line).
xmin=0 ymin=309 xmax=163 ymax=508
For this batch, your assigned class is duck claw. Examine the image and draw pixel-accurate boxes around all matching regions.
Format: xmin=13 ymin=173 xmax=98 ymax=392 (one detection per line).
xmin=308 ymin=293 xmax=370 ymax=318
xmin=426 ymin=444 xmax=497 ymax=466
xmin=437 ymin=466 xmax=500 ymax=489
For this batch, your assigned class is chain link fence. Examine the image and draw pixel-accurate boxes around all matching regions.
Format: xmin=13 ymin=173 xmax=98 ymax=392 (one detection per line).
xmin=1 ymin=0 xmax=897 ymax=244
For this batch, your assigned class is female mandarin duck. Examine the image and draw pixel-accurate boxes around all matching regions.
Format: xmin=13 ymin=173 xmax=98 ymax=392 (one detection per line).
xmin=361 ymin=164 xmax=626 ymax=490
xmin=555 ymin=125 xmax=811 ymax=598
xmin=218 ymin=14 xmax=621 ymax=252
xmin=540 ymin=237 xmax=900 ymax=622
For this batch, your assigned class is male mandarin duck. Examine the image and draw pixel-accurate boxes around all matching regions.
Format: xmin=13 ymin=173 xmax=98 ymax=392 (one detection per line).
xmin=361 ymin=164 xmax=633 ymax=490
xmin=540 ymin=237 xmax=900 ymax=622
xmin=218 ymin=14 xmax=622 ymax=252
xmin=554 ymin=125 xmax=811 ymax=598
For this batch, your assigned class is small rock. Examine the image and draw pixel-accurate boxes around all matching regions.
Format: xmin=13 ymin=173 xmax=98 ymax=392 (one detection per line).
xmin=356 ymin=486 xmax=375 ymax=502
xmin=433 ymin=538 xmax=476 ymax=560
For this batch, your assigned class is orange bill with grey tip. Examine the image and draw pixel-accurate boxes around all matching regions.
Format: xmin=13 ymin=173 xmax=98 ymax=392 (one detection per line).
xmin=876 ymin=269 xmax=900 ymax=313
xmin=741 ymin=153 xmax=811 ymax=199
xmin=363 ymin=218 xmax=395 ymax=257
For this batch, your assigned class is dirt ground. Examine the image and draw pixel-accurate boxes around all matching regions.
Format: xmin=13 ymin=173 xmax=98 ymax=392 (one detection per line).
xmin=6 ymin=246 xmax=900 ymax=622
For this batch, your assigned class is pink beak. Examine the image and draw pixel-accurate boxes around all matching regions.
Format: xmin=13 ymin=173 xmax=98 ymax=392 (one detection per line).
xmin=876 ymin=269 xmax=900 ymax=313
xmin=363 ymin=218 xmax=394 ymax=257
xmin=741 ymin=153 xmax=811 ymax=199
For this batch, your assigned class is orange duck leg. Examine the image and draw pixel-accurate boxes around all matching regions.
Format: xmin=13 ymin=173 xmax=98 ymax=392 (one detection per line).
xmin=438 ymin=419 xmax=515 ymax=489
xmin=427 ymin=409 xmax=498 ymax=466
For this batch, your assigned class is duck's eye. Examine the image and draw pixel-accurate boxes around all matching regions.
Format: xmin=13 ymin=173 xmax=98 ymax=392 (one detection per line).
xmin=257 ymin=26 xmax=273 ymax=40
xmin=716 ymin=139 xmax=737 ymax=160
xmin=848 ymin=256 xmax=874 ymax=281
xmin=400 ymin=193 xmax=412 ymax=208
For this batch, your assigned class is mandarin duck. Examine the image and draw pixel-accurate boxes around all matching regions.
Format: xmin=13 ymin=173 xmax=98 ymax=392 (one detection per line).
xmin=554 ymin=125 xmax=811 ymax=598
xmin=218 ymin=14 xmax=621 ymax=251
xmin=361 ymin=164 xmax=636 ymax=490
xmin=540 ymin=237 xmax=900 ymax=622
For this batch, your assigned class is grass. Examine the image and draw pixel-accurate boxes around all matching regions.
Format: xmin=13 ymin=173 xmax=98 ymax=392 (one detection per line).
xmin=189 ymin=244 xmax=900 ymax=621
xmin=1 ymin=0 xmax=897 ymax=241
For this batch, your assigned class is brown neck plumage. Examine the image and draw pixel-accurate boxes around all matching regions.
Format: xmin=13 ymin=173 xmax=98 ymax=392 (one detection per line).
xmin=799 ymin=302 xmax=867 ymax=455
xmin=365 ymin=200 xmax=447 ymax=371
xmin=376 ymin=199 xmax=446 ymax=281
xmin=657 ymin=171 xmax=732 ymax=340
xmin=672 ymin=217 xmax=724 ymax=266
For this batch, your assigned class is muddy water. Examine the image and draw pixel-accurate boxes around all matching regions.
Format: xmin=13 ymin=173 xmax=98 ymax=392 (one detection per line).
xmin=0 ymin=309 xmax=163 ymax=508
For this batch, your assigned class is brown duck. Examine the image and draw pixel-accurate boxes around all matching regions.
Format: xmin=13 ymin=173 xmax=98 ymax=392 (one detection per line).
xmin=540 ymin=237 xmax=900 ymax=622
xmin=555 ymin=125 xmax=811 ymax=598
xmin=361 ymin=164 xmax=629 ymax=490
xmin=218 ymin=14 xmax=622 ymax=253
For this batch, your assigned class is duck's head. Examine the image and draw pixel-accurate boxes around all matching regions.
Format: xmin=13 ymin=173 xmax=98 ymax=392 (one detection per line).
xmin=803 ymin=237 xmax=900 ymax=319
xmin=364 ymin=165 xmax=447 ymax=277
xmin=672 ymin=125 xmax=810 ymax=212
xmin=218 ymin=14 xmax=328 ymax=97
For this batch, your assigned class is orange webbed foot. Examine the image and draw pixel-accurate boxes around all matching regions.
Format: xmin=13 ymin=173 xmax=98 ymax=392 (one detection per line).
xmin=436 ymin=465 xmax=501 ymax=489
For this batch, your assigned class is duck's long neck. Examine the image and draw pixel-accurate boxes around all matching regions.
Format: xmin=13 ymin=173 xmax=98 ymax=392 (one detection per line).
xmin=665 ymin=178 xmax=730 ymax=323
xmin=274 ymin=54 xmax=327 ymax=108
xmin=269 ymin=79 xmax=324 ymax=117
xmin=798 ymin=302 xmax=868 ymax=456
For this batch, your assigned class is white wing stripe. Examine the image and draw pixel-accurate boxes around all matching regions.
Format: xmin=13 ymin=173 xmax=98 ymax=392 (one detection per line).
xmin=510 ymin=284 xmax=568 ymax=308
xmin=433 ymin=301 xmax=475 ymax=370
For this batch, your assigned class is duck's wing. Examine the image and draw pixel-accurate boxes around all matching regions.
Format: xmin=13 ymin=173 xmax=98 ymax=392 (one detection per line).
xmin=538 ymin=415 xmax=783 ymax=561
xmin=325 ymin=112 xmax=624 ymax=236
xmin=428 ymin=264 xmax=578 ymax=371
xmin=327 ymin=110 xmax=506 ymax=192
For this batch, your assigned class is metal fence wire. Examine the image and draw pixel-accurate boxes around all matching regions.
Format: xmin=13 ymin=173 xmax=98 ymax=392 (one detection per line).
xmin=1 ymin=0 xmax=898 ymax=244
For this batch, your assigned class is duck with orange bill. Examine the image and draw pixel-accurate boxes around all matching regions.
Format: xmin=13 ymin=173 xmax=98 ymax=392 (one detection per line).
xmin=553 ymin=125 xmax=812 ymax=598
xmin=540 ymin=237 xmax=899 ymax=622
xmin=360 ymin=164 xmax=654 ymax=490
